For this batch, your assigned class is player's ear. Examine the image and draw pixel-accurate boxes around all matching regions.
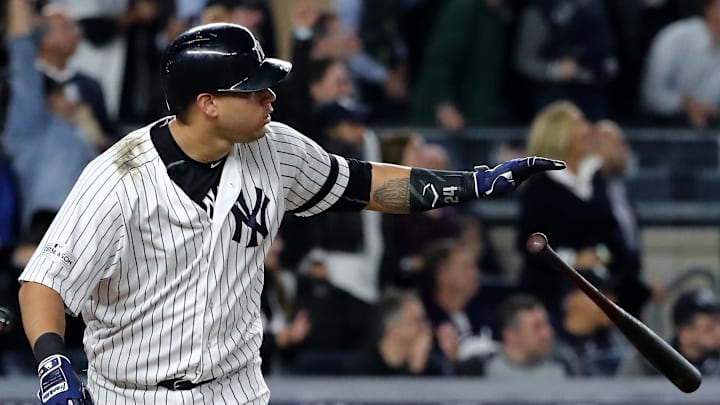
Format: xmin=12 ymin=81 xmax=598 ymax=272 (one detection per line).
xmin=196 ymin=93 xmax=219 ymax=118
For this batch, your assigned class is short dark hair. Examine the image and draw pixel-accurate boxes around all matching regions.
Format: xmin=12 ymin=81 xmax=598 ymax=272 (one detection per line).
xmin=308 ymin=58 xmax=339 ymax=85
xmin=420 ymin=239 xmax=465 ymax=298
xmin=312 ymin=11 xmax=338 ymax=38
xmin=376 ymin=290 xmax=416 ymax=327
xmin=380 ymin=129 xmax=417 ymax=165
xmin=372 ymin=289 xmax=418 ymax=341
xmin=498 ymin=294 xmax=544 ymax=330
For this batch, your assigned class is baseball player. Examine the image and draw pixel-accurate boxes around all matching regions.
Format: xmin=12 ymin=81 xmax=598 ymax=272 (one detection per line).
xmin=18 ymin=23 xmax=565 ymax=404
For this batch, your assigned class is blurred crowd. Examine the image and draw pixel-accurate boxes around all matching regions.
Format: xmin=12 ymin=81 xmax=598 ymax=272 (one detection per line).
xmin=0 ymin=0 xmax=719 ymax=381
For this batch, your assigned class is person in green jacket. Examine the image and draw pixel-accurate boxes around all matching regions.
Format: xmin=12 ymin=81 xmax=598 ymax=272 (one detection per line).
xmin=410 ymin=0 xmax=508 ymax=131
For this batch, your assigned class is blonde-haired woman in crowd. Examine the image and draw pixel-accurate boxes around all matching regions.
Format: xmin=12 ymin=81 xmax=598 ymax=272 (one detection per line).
xmin=516 ymin=100 xmax=650 ymax=376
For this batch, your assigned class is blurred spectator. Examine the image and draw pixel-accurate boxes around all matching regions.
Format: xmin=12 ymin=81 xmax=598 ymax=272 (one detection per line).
xmin=288 ymin=249 xmax=373 ymax=374
xmin=345 ymin=0 xmax=410 ymax=123
xmin=201 ymin=0 xmax=276 ymax=57
xmin=309 ymin=60 xmax=354 ymax=110
xmin=285 ymin=57 xmax=354 ymax=139
xmin=0 ymin=306 xmax=9 ymax=334
xmin=421 ymin=240 xmax=495 ymax=370
xmin=603 ymin=0 xmax=693 ymax=120
xmin=280 ymin=98 xmax=383 ymax=304
xmin=410 ymin=0 xmax=509 ymax=131
xmin=313 ymin=98 xmax=383 ymax=303
xmin=379 ymin=129 xmax=427 ymax=167
xmin=1 ymin=0 xmax=105 ymax=375
xmin=34 ymin=3 xmax=114 ymax=140
xmin=0 ymin=42 xmax=8 ymax=130
xmin=0 ymin=303 xmax=11 ymax=374
xmin=118 ymin=0 xmax=169 ymax=125
xmin=154 ymin=1 xmax=199 ymax=56
xmin=353 ymin=290 xmax=447 ymax=375
xmin=593 ymin=120 xmax=656 ymax=316
xmin=260 ymin=235 xmax=311 ymax=375
xmin=482 ymin=294 xmax=575 ymax=379
xmin=265 ymin=0 xmax=334 ymax=62
xmin=642 ymin=0 xmax=720 ymax=128
xmin=619 ymin=289 xmax=720 ymax=376
xmin=0 ymin=144 xmax=17 ymax=376
xmin=272 ymin=6 xmax=357 ymax=138
xmin=308 ymin=58 xmax=356 ymax=135
xmin=555 ymin=268 xmax=624 ymax=376
xmin=591 ymin=123 xmax=639 ymax=241
xmin=457 ymin=212 xmax=504 ymax=276
xmin=60 ymin=0 xmax=161 ymax=120
xmin=378 ymin=132 xmax=503 ymax=284
xmin=517 ymin=101 xmax=649 ymax=318
xmin=316 ymin=97 xmax=369 ymax=150
xmin=3 ymin=0 xmax=102 ymax=262
xmin=514 ymin=0 xmax=618 ymax=120
xmin=398 ymin=0 xmax=446 ymax=86
xmin=378 ymin=131 xmax=467 ymax=288
xmin=0 ymin=144 xmax=16 ymax=262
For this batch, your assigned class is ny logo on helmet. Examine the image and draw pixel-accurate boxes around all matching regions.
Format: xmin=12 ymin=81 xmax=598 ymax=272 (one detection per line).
xmin=253 ymin=40 xmax=265 ymax=62
xmin=231 ymin=188 xmax=270 ymax=248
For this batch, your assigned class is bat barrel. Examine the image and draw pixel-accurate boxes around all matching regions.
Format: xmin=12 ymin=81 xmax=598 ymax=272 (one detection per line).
xmin=526 ymin=233 xmax=702 ymax=393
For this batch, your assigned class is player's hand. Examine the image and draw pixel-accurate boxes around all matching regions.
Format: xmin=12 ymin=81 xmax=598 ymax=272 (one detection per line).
xmin=473 ymin=157 xmax=566 ymax=198
xmin=37 ymin=355 xmax=93 ymax=404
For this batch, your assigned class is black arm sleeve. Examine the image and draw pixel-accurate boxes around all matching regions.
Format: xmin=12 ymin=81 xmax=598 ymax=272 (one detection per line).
xmin=329 ymin=158 xmax=372 ymax=211
xmin=408 ymin=168 xmax=477 ymax=212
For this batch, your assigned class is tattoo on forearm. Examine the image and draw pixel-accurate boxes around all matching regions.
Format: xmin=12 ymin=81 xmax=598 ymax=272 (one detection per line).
xmin=372 ymin=178 xmax=410 ymax=212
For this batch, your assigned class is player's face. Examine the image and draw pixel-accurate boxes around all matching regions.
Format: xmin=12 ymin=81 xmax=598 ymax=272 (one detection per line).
xmin=214 ymin=88 xmax=276 ymax=142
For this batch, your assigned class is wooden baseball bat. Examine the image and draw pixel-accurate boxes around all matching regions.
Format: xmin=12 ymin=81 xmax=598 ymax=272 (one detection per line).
xmin=526 ymin=232 xmax=701 ymax=393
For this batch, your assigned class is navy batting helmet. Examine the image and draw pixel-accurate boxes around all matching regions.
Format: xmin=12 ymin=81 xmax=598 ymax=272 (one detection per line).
xmin=160 ymin=23 xmax=292 ymax=114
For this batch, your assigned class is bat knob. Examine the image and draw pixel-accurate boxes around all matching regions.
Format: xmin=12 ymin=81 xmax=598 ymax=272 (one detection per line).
xmin=527 ymin=233 xmax=548 ymax=254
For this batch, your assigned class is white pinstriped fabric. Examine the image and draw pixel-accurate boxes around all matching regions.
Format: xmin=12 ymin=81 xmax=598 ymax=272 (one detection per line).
xmin=19 ymin=119 xmax=350 ymax=404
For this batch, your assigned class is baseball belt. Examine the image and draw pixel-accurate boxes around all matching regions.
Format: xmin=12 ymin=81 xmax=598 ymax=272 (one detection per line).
xmin=158 ymin=378 xmax=216 ymax=391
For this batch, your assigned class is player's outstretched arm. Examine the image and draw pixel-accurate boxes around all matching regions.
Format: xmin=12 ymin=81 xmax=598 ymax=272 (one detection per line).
xmin=365 ymin=157 xmax=566 ymax=214
xmin=19 ymin=282 xmax=93 ymax=405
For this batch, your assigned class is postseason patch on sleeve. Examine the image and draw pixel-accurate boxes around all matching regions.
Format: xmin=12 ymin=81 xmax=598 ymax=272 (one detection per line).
xmin=40 ymin=243 xmax=77 ymax=270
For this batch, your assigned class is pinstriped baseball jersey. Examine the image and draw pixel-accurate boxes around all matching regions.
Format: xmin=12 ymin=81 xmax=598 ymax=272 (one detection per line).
xmin=19 ymin=117 xmax=350 ymax=403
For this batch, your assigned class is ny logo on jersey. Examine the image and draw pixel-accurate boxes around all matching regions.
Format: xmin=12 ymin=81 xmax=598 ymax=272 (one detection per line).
xmin=231 ymin=187 xmax=270 ymax=247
